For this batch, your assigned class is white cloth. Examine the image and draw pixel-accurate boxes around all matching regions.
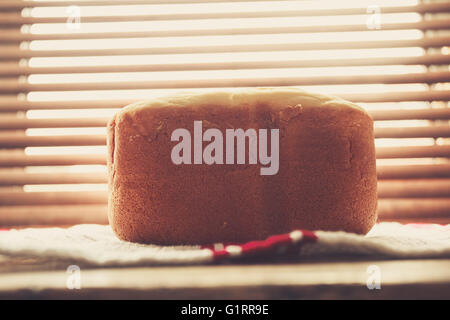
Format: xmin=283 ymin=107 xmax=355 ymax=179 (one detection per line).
xmin=0 ymin=222 xmax=449 ymax=266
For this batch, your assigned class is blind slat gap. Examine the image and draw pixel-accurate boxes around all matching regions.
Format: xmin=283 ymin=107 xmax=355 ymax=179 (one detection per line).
xmin=2 ymin=37 xmax=450 ymax=59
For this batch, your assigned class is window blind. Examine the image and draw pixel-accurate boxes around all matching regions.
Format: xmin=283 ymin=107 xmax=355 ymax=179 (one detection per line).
xmin=0 ymin=0 xmax=449 ymax=227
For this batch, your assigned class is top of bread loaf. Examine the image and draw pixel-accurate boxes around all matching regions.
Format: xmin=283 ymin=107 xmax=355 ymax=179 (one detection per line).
xmin=116 ymin=88 xmax=369 ymax=118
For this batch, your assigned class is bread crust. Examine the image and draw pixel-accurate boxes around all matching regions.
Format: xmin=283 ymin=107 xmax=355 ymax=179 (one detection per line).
xmin=107 ymin=88 xmax=377 ymax=244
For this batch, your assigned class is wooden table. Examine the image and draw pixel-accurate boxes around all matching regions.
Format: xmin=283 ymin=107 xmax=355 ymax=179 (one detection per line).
xmin=1 ymin=257 xmax=449 ymax=299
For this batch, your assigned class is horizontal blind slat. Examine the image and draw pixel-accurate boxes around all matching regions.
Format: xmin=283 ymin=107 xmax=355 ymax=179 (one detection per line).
xmin=0 ymin=190 xmax=108 ymax=205
xmin=2 ymin=37 xmax=449 ymax=59
xmin=377 ymin=164 xmax=450 ymax=180
xmin=377 ymin=179 xmax=450 ymax=198
xmin=0 ymin=0 xmax=281 ymax=8
xmin=2 ymin=71 xmax=449 ymax=93
xmin=3 ymin=20 xmax=450 ymax=42
xmin=0 ymin=205 xmax=108 ymax=226
xmin=1 ymin=1 xmax=448 ymax=13
xmin=342 ymin=91 xmax=450 ymax=103
xmin=370 ymin=108 xmax=450 ymax=121
xmin=0 ymin=172 xmax=107 ymax=185
xmin=374 ymin=125 xmax=450 ymax=139
xmin=377 ymin=198 xmax=450 ymax=219
xmin=0 ymin=99 xmax=131 ymax=111
xmin=1 ymin=54 xmax=450 ymax=76
xmin=0 ymin=117 xmax=110 ymax=129
xmin=0 ymin=133 xmax=106 ymax=147
xmin=375 ymin=145 xmax=450 ymax=159
xmin=0 ymin=154 xmax=106 ymax=166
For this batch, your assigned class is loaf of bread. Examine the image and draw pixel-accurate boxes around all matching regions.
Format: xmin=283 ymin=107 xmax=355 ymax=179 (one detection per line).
xmin=107 ymin=88 xmax=377 ymax=245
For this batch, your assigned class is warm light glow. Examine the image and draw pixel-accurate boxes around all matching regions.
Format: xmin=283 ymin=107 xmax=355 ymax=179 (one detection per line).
xmin=28 ymin=83 xmax=431 ymax=102
xmin=25 ymin=165 xmax=107 ymax=173
xmin=29 ymin=30 xmax=423 ymax=51
xmin=29 ymin=48 xmax=425 ymax=67
xmin=29 ymin=64 xmax=425 ymax=82
xmin=26 ymin=127 xmax=106 ymax=136
xmin=24 ymin=184 xmax=107 ymax=192
xmin=19 ymin=0 xmax=448 ymax=193
xmin=25 ymin=146 xmax=107 ymax=155
xmin=27 ymin=108 xmax=120 ymax=118
xmin=28 ymin=13 xmax=422 ymax=34
xmin=28 ymin=0 xmax=419 ymax=18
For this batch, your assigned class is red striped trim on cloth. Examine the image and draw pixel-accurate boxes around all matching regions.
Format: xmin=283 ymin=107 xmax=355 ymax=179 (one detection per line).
xmin=202 ymin=229 xmax=318 ymax=261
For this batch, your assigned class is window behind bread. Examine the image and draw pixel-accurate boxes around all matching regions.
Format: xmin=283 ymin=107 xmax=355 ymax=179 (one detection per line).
xmin=0 ymin=0 xmax=449 ymax=227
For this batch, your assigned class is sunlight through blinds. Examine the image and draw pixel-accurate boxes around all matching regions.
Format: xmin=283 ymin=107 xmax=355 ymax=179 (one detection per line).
xmin=0 ymin=0 xmax=449 ymax=226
